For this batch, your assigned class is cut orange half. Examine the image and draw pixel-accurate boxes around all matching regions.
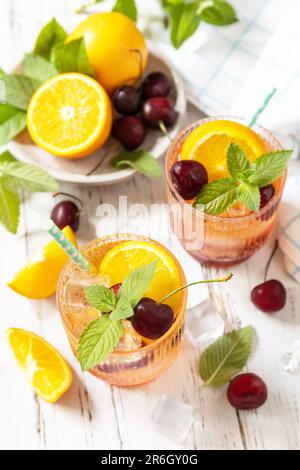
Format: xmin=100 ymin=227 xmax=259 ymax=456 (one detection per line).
xmin=7 ymin=328 xmax=72 ymax=403
xmin=8 ymin=226 xmax=77 ymax=299
xmin=27 ymin=73 xmax=112 ymax=159
xmin=181 ymin=120 xmax=267 ymax=181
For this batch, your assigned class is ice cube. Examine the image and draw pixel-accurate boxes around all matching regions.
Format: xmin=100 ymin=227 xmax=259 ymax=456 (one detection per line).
xmin=151 ymin=395 xmax=193 ymax=443
xmin=280 ymin=340 xmax=300 ymax=374
xmin=185 ymin=299 xmax=225 ymax=352
xmin=64 ymin=272 xmax=110 ymax=309
xmin=115 ymin=320 xmax=142 ymax=352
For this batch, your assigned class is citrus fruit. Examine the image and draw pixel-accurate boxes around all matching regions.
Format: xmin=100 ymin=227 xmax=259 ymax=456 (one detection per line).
xmin=99 ymin=241 xmax=182 ymax=311
xmin=27 ymin=73 xmax=112 ymax=159
xmin=8 ymin=226 xmax=77 ymax=299
xmin=7 ymin=328 xmax=72 ymax=403
xmin=67 ymin=12 xmax=148 ymax=94
xmin=181 ymin=120 xmax=267 ymax=181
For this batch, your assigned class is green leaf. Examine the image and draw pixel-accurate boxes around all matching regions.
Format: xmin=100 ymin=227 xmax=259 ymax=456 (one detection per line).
xmin=248 ymin=150 xmax=292 ymax=187
xmin=22 ymin=53 xmax=58 ymax=82
xmin=237 ymin=182 xmax=260 ymax=212
xmin=111 ymin=151 xmax=162 ymax=178
xmin=0 ymin=179 xmax=20 ymax=234
xmin=227 ymin=143 xmax=251 ymax=179
xmin=199 ymin=326 xmax=254 ymax=387
xmin=84 ymin=285 xmax=117 ymax=313
xmin=163 ymin=1 xmax=201 ymax=49
xmin=113 ymin=0 xmax=137 ymax=21
xmin=51 ymin=38 xmax=95 ymax=78
xmin=34 ymin=18 xmax=67 ymax=60
xmin=77 ymin=316 xmax=122 ymax=371
xmin=0 ymin=74 xmax=40 ymax=111
xmin=0 ymin=104 xmax=27 ymax=146
xmin=110 ymin=297 xmax=134 ymax=321
xmin=119 ymin=261 xmax=157 ymax=308
xmin=0 ymin=160 xmax=58 ymax=192
xmin=194 ymin=178 xmax=237 ymax=214
xmin=198 ymin=0 xmax=238 ymax=26
xmin=0 ymin=151 xmax=17 ymax=164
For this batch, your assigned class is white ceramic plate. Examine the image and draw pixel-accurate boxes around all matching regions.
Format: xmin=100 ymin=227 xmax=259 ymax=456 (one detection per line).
xmin=8 ymin=44 xmax=186 ymax=186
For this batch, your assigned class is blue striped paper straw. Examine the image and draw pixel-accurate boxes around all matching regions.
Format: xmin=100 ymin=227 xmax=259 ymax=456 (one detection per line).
xmin=45 ymin=220 xmax=96 ymax=273
xmin=248 ymin=87 xmax=277 ymax=127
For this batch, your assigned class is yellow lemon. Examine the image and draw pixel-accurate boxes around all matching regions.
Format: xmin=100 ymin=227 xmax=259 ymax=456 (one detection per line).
xmin=8 ymin=226 xmax=77 ymax=299
xmin=99 ymin=241 xmax=182 ymax=311
xmin=7 ymin=328 xmax=72 ymax=403
xmin=181 ymin=120 xmax=267 ymax=181
xmin=27 ymin=73 xmax=112 ymax=159
xmin=67 ymin=12 xmax=148 ymax=94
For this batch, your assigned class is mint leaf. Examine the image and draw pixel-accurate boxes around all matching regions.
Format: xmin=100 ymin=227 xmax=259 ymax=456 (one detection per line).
xmin=0 ymin=74 xmax=40 ymax=111
xmin=0 ymin=158 xmax=58 ymax=192
xmin=119 ymin=261 xmax=157 ymax=308
xmin=237 ymin=182 xmax=260 ymax=212
xmin=113 ymin=0 xmax=137 ymax=21
xmin=77 ymin=316 xmax=122 ymax=371
xmin=84 ymin=285 xmax=117 ymax=313
xmin=194 ymin=179 xmax=237 ymax=214
xmin=163 ymin=1 xmax=201 ymax=49
xmin=248 ymin=150 xmax=292 ymax=187
xmin=0 ymin=151 xmax=16 ymax=164
xmin=51 ymin=38 xmax=95 ymax=78
xmin=0 ymin=104 xmax=26 ymax=146
xmin=198 ymin=0 xmax=238 ymax=26
xmin=111 ymin=151 xmax=162 ymax=178
xmin=34 ymin=18 xmax=67 ymax=60
xmin=227 ymin=143 xmax=251 ymax=179
xmin=0 ymin=179 xmax=20 ymax=234
xmin=110 ymin=297 xmax=134 ymax=321
xmin=199 ymin=326 xmax=254 ymax=387
xmin=22 ymin=54 xmax=58 ymax=82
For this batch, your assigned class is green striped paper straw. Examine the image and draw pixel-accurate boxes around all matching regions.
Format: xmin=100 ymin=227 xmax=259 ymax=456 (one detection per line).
xmin=248 ymin=87 xmax=277 ymax=127
xmin=45 ymin=220 xmax=96 ymax=273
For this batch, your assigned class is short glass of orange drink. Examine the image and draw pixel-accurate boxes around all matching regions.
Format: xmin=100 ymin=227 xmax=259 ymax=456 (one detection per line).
xmin=166 ymin=117 xmax=287 ymax=267
xmin=57 ymin=234 xmax=187 ymax=387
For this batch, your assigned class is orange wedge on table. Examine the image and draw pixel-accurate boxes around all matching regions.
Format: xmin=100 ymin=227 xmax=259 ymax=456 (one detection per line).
xmin=181 ymin=120 xmax=267 ymax=181
xmin=27 ymin=73 xmax=112 ymax=159
xmin=8 ymin=226 xmax=77 ymax=299
xmin=99 ymin=241 xmax=182 ymax=312
xmin=7 ymin=328 xmax=72 ymax=403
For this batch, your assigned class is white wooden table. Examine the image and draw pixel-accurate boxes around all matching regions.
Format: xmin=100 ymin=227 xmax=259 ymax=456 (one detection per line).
xmin=1 ymin=0 xmax=299 ymax=451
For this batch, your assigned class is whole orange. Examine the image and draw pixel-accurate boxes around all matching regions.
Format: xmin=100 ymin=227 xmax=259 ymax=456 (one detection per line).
xmin=67 ymin=12 xmax=148 ymax=94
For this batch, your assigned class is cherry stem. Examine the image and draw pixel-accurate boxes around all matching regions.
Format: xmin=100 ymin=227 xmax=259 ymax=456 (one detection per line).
xmin=264 ymin=239 xmax=278 ymax=282
xmin=159 ymin=273 xmax=233 ymax=304
xmin=52 ymin=192 xmax=83 ymax=210
xmin=158 ymin=120 xmax=171 ymax=141
xmin=75 ymin=1 xmax=96 ymax=13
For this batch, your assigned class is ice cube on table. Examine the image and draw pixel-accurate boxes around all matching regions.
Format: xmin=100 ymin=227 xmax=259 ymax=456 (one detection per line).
xmin=151 ymin=395 xmax=193 ymax=443
xmin=280 ymin=340 xmax=300 ymax=374
xmin=64 ymin=272 xmax=110 ymax=309
xmin=115 ymin=320 xmax=142 ymax=352
xmin=185 ymin=299 xmax=225 ymax=352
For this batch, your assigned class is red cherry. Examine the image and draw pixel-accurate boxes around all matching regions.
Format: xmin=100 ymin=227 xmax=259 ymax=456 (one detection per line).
xmin=142 ymin=97 xmax=176 ymax=128
xmin=251 ymin=279 xmax=286 ymax=313
xmin=112 ymin=86 xmax=140 ymax=115
xmin=227 ymin=373 xmax=268 ymax=410
xmin=111 ymin=283 xmax=122 ymax=296
xmin=131 ymin=297 xmax=174 ymax=339
xmin=171 ymin=160 xmax=208 ymax=200
xmin=260 ymin=184 xmax=275 ymax=209
xmin=51 ymin=201 xmax=80 ymax=232
xmin=112 ymin=116 xmax=146 ymax=150
xmin=142 ymin=72 xmax=171 ymax=99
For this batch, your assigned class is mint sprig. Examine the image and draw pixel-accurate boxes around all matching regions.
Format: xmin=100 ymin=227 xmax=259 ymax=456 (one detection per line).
xmin=0 ymin=151 xmax=58 ymax=234
xmin=199 ymin=326 xmax=254 ymax=387
xmin=78 ymin=261 xmax=157 ymax=370
xmin=194 ymin=143 xmax=292 ymax=215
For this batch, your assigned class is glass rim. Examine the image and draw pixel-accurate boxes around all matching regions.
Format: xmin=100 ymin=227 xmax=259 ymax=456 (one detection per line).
xmin=57 ymin=233 xmax=187 ymax=359
xmin=165 ymin=115 xmax=285 ymax=223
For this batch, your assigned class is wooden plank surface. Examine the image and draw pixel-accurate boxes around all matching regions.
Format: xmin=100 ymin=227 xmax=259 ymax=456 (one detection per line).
xmin=0 ymin=0 xmax=299 ymax=450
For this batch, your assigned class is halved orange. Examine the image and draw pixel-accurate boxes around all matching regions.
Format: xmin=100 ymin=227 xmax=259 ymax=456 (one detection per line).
xmin=8 ymin=226 xmax=77 ymax=299
xmin=7 ymin=328 xmax=72 ymax=403
xmin=181 ymin=120 xmax=267 ymax=181
xmin=27 ymin=73 xmax=112 ymax=159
